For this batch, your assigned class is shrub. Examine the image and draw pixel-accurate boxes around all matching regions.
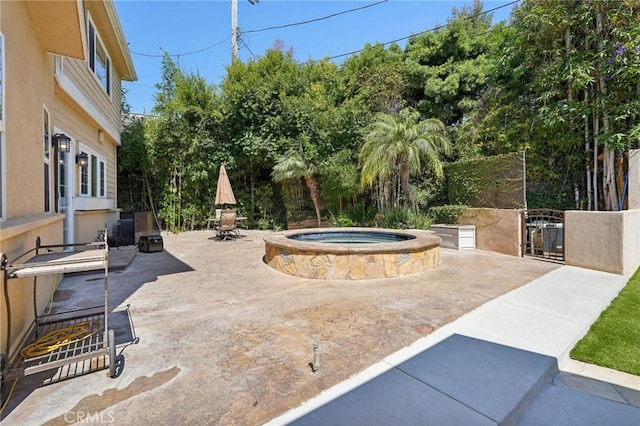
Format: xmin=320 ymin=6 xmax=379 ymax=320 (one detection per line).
xmin=427 ymin=205 xmax=468 ymax=224
xmin=345 ymin=202 xmax=377 ymax=227
xmin=527 ymin=184 xmax=575 ymax=210
xmin=259 ymin=214 xmax=287 ymax=231
xmin=329 ymin=212 xmax=355 ymax=227
xmin=412 ymin=212 xmax=433 ymax=230
xmin=257 ymin=218 xmax=272 ymax=230
xmin=379 ymin=207 xmax=432 ymax=230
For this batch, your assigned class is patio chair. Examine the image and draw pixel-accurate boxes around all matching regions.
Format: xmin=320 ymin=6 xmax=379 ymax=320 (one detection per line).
xmin=216 ymin=209 xmax=239 ymax=240
xmin=206 ymin=209 xmax=223 ymax=231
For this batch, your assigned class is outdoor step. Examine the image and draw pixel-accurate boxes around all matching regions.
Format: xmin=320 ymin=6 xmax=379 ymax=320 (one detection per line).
xmin=394 ymin=334 xmax=558 ymax=425
xmin=291 ymin=334 xmax=559 ymax=425
xmin=517 ymin=378 xmax=640 ymax=425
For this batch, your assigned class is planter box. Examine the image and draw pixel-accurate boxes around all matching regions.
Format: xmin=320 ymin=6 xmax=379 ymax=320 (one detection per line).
xmin=431 ymin=224 xmax=476 ymax=250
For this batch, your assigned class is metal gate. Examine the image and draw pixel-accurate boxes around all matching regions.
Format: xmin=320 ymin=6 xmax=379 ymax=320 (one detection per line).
xmin=522 ymin=209 xmax=565 ymax=262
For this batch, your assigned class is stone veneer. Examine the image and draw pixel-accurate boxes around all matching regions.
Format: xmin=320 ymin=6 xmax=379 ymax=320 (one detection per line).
xmin=264 ymin=228 xmax=441 ymax=280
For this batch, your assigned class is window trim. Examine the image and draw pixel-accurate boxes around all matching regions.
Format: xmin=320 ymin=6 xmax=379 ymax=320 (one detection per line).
xmin=43 ymin=106 xmax=51 ymax=213
xmin=0 ymin=31 xmax=4 ymax=131
xmin=0 ymin=32 xmax=5 ymax=220
xmin=78 ymin=143 xmax=107 ymax=199
xmin=86 ymin=13 xmax=111 ymax=97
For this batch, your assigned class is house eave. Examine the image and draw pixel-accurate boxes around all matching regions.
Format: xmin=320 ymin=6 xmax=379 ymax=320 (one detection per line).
xmin=87 ymin=1 xmax=137 ymax=82
xmin=27 ymin=0 xmax=86 ymax=59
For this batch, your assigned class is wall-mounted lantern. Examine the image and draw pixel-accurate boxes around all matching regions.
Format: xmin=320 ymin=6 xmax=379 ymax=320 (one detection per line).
xmin=76 ymin=152 xmax=89 ymax=167
xmin=52 ymin=133 xmax=71 ymax=153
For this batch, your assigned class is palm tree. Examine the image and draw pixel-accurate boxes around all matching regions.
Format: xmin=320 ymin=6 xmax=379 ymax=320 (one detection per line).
xmin=360 ymin=108 xmax=451 ymax=209
xmin=272 ymin=143 xmax=323 ymax=227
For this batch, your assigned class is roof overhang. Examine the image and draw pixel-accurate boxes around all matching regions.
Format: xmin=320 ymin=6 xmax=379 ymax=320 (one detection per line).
xmin=26 ymin=0 xmax=86 ymax=59
xmin=86 ymin=1 xmax=137 ymax=81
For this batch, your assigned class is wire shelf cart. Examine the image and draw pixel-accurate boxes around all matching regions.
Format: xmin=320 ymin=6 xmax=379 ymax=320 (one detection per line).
xmin=1 ymin=233 xmax=123 ymax=383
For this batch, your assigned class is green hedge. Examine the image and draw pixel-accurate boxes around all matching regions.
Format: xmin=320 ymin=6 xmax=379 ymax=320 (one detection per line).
xmin=427 ymin=205 xmax=468 ymax=224
xmin=446 ymin=152 xmax=525 ymax=208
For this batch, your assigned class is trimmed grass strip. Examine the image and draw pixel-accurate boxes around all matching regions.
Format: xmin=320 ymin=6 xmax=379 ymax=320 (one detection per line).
xmin=570 ymin=266 xmax=640 ymax=376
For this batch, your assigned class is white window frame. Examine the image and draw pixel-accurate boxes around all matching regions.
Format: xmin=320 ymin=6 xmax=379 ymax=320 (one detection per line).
xmin=0 ymin=32 xmax=5 ymax=220
xmin=86 ymin=13 xmax=111 ymax=97
xmin=78 ymin=143 xmax=107 ymax=199
xmin=43 ymin=107 xmax=51 ymax=213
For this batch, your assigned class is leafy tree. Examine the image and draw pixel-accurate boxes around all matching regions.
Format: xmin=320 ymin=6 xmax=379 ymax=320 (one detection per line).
xmin=404 ymin=0 xmax=508 ymax=127
xmin=460 ymin=0 xmax=640 ymax=210
xmin=120 ymin=0 xmax=640 ymax=233
xmin=119 ymin=93 xmax=160 ymax=227
xmin=319 ymin=149 xmax=360 ymax=213
xmin=360 ymin=108 xmax=451 ymax=209
xmin=272 ymin=138 xmax=324 ymax=227
xmin=119 ymin=116 xmax=150 ymax=210
xmin=223 ymin=49 xmax=366 ymax=223
xmin=221 ymin=49 xmax=315 ymax=219
xmin=341 ymin=42 xmax=408 ymax=114
xmin=147 ymin=54 xmax=223 ymax=231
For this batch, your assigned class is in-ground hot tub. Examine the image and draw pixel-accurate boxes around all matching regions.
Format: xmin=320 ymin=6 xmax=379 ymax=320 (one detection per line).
xmin=264 ymin=228 xmax=441 ymax=280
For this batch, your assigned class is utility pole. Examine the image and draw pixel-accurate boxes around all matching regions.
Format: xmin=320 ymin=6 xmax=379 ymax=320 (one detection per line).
xmin=231 ymin=0 xmax=259 ymax=62
xmin=231 ymin=0 xmax=238 ymax=61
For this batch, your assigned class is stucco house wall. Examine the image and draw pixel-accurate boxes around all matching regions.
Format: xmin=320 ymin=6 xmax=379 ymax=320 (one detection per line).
xmin=2 ymin=1 xmax=57 ymax=219
xmin=0 ymin=0 xmax=67 ymax=357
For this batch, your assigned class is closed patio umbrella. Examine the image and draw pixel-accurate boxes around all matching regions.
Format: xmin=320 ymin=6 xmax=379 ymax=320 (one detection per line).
xmin=215 ymin=164 xmax=236 ymax=206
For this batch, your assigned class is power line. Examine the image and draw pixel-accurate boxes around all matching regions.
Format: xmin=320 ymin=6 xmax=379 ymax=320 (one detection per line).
xmin=315 ymin=0 xmax=519 ymax=62
xmin=240 ymin=37 xmax=258 ymax=60
xmin=321 ymin=23 xmax=514 ymax=63
xmin=127 ymin=0 xmax=518 ymax=105
xmin=124 ymin=81 xmax=156 ymax=88
xmin=128 ymin=0 xmax=511 ymax=62
xmin=242 ymin=0 xmax=389 ymax=34
xmin=130 ymin=37 xmax=231 ymax=58
xmin=131 ymin=0 xmax=388 ymax=60
xmin=210 ymin=0 xmax=232 ymax=69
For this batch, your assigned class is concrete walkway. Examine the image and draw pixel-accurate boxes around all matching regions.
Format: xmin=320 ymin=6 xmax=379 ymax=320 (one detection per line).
xmin=2 ymin=231 xmax=638 ymax=425
xmin=268 ymin=266 xmax=640 ymax=425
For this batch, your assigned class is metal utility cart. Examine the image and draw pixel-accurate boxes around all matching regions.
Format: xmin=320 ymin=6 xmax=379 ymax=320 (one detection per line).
xmin=1 ymin=232 xmax=119 ymax=383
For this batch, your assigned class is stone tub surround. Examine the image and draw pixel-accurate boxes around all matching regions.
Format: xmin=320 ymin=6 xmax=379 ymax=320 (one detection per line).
xmin=264 ymin=228 xmax=441 ymax=280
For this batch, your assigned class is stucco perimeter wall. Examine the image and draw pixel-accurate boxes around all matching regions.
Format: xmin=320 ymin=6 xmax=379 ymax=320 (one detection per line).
xmin=458 ymin=208 xmax=522 ymax=256
xmin=565 ymin=210 xmax=640 ymax=276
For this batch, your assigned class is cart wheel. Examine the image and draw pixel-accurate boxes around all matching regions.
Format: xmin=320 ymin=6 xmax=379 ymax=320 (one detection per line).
xmin=108 ymin=329 xmax=117 ymax=378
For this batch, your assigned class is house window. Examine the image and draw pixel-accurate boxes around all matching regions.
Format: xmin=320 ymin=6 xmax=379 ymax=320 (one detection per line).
xmin=58 ymin=151 xmax=66 ymax=199
xmin=79 ymin=146 xmax=106 ymax=199
xmin=0 ymin=33 xmax=4 ymax=219
xmin=43 ymin=108 xmax=51 ymax=213
xmin=99 ymin=160 xmax=105 ymax=197
xmin=91 ymin=154 xmax=97 ymax=196
xmin=87 ymin=16 xmax=111 ymax=96
xmin=80 ymin=157 xmax=88 ymax=195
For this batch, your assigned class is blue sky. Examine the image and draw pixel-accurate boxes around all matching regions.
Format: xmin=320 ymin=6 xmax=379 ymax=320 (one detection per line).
xmin=115 ymin=0 xmax=517 ymax=114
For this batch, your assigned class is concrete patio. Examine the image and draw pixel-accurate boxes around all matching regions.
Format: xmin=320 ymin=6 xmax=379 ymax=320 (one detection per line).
xmin=1 ymin=230 xmax=636 ymax=424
